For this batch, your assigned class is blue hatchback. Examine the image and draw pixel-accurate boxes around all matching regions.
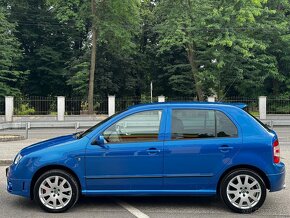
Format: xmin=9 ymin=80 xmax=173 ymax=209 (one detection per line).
xmin=6 ymin=102 xmax=285 ymax=213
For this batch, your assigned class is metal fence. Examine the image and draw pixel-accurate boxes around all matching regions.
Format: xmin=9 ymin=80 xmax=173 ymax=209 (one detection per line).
xmin=166 ymin=96 xmax=196 ymax=102
xmin=65 ymin=97 xmax=83 ymax=115
xmin=267 ymin=98 xmax=290 ymax=114
xmin=220 ymin=97 xmax=259 ymax=114
xmin=94 ymin=97 xmax=108 ymax=115
xmin=116 ymin=96 xmax=158 ymax=112
xmin=14 ymin=96 xmax=57 ymax=115
xmin=8 ymin=95 xmax=290 ymax=116
xmin=0 ymin=98 xmax=4 ymax=115
xmin=65 ymin=97 xmax=108 ymax=115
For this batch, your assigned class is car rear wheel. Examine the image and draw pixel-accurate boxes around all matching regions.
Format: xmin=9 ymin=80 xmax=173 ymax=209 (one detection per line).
xmin=220 ymin=169 xmax=267 ymax=213
xmin=33 ymin=169 xmax=79 ymax=213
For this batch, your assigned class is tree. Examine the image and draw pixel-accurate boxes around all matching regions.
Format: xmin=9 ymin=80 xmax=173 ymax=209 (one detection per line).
xmin=49 ymin=0 xmax=140 ymax=113
xmin=154 ymin=0 xmax=290 ymax=99
xmin=154 ymin=0 xmax=214 ymax=100
xmin=0 ymin=8 xmax=24 ymax=97
xmin=204 ymin=0 xmax=290 ymax=98
xmin=1 ymin=0 xmax=290 ymax=101
xmin=261 ymin=0 xmax=290 ymax=97
xmin=3 ymin=0 xmax=75 ymax=96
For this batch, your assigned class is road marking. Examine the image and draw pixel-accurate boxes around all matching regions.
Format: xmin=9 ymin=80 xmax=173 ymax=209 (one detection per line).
xmin=115 ymin=199 xmax=150 ymax=218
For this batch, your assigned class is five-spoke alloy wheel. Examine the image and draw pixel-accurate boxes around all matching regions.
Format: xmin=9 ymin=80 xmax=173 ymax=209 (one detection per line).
xmin=220 ymin=169 xmax=267 ymax=213
xmin=34 ymin=170 xmax=79 ymax=213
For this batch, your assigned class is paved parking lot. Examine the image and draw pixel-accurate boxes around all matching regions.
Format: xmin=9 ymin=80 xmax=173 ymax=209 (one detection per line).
xmin=0 ymin=127 xmax=289 ymax=217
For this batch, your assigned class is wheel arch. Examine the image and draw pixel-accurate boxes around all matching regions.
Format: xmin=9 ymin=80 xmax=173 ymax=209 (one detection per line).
xmin=30 ymin=164 xmax=81 ymax=200
xmin=217 ymin=164 xmax=270 ymax=195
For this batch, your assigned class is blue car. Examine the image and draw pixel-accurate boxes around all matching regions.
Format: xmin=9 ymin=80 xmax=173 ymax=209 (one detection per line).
xmin=6 ymin=102 xmax=285 ymax=213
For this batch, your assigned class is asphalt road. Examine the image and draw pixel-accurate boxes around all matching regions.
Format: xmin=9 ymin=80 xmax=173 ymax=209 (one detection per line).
xmin=0 ymin=127 xmax=289 ymax=217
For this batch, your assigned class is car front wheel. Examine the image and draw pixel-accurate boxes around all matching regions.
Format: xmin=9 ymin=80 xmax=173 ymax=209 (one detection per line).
xmin=33 ymin=169 xmax=79 ymax=213
xmin=220 ymin=169 xmax=267 ymax=213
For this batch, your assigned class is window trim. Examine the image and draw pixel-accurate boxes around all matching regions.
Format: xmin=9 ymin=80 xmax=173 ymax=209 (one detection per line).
xmin=101 ymin=109 xmax=164 ymax=144
xmin=169 ymin=108 xmax=239 ymax=141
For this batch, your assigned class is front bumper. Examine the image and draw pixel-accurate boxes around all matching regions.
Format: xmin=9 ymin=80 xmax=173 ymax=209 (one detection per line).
xmin=6 ymin=166 xmax=31 ymax=198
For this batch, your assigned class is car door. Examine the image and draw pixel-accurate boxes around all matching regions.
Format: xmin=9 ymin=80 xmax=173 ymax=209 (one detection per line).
xmin=85 ymin=109 xmax=166 ymax=191
xmin=163 ymin=107 xmax=242 ymax=190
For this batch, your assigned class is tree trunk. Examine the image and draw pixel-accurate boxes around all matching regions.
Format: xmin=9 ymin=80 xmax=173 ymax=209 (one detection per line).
xmin=88 ymin=0 xmax=97 ymax=114
xmin=186 ymin=44 xmax=204 ymax=101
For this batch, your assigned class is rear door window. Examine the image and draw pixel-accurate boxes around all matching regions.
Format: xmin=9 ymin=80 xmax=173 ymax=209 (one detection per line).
xmin=171 ymin=109 xmax=237 ymax=140
xmin=171 ymin=109 xmax=215 ymax=139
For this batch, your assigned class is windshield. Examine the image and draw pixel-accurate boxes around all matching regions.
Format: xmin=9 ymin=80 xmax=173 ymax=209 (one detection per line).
xmin=77 ymin=112 xmax=122 ymax=139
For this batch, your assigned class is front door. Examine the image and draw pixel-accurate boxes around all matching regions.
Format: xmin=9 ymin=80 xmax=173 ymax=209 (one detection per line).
xmin=164 ymin=108 xmax=242 ymax=191
xmin=85 ymin=109 xmax=166 ymax=191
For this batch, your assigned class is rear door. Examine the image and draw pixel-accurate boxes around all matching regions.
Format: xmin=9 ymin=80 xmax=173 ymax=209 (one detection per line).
xmin=163 ymin=107 xmax=242 ymax=190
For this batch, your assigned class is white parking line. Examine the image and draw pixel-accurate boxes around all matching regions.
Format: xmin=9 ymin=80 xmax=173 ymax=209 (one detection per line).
xmin=115 ymin=199 xmax=150 ymax=218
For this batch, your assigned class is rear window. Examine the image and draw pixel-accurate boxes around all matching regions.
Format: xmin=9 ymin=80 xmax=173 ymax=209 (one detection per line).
xmin=245 ymin=110 xmax=272 ymax=132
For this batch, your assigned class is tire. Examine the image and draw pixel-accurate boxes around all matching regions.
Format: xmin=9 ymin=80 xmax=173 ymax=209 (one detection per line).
xmin=33 ymin=169 xmax=79 ymax=213
xmin=220 ymin=169 xmax=267 ymax=213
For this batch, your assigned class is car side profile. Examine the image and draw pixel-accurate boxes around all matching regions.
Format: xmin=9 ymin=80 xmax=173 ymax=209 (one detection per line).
xmin=6 ymin=102 xmax=285 ymax=213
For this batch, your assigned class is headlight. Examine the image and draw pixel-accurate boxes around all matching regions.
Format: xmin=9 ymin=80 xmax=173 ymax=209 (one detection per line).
xmin=14 ymin=153 xmax=22 ymax=165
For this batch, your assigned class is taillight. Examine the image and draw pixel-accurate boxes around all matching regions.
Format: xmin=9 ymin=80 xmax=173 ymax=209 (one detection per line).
xmin=273 ymin=139 xmax=280 ymax=164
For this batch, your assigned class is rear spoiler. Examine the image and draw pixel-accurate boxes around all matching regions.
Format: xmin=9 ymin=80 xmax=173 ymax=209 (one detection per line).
xmin=225 ymin=103 xmax=247 ymax=109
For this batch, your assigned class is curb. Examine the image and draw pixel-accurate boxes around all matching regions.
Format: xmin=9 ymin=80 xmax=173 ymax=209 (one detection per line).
xmin=0 ymin=160 xmax=12 ymax=166
xmin=0 ymin=135 xmax=25 ymax=142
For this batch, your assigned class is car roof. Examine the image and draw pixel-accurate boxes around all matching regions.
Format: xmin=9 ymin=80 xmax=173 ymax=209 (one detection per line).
xmin=127 ymin=102 xmax=247 ymax=110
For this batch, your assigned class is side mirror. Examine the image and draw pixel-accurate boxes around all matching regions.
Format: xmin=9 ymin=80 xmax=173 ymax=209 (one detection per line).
xmin=92 ymin=135 xmax=106 ymax=148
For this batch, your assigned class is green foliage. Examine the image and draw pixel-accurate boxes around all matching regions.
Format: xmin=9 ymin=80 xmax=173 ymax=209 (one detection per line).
xmin=3 ymin=0 xmax=76 ymax=96
xmin=152 ymin=0 xmax=290 ymax=99
xmin=46 ymin=0 xmax=141 ymax=98
xmin=205 ymin=0 xmax=290 ymax=98
xmin=67 ymin=61 xmax=90 ymax=97
xmin=0 ymin=8 xmax=25 ymax=97
xmin=15 ymin=103 xmax=35 ymax=115
xmin=0 ymin=0 xmax=290 ymax=100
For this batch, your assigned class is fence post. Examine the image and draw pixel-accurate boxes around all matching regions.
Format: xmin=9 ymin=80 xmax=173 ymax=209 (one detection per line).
xmin=75 ymin=122 xmax=80 ymax=132
xmin=5 ymin=96 xmax=14 ymax=122
xmin=108 ymin=95 xmax=115 ymax=116
xmin=57 ymin=96 xmax=65 ymax=121
xmin=259 ymin=96 xmax=267 ymax=120
xmin=25 ymin=122 xmax=29 ymax=139
xmin=207 ymin=96 xmax=215 ymax=102
xmin=158 ymin=96 xmax=165 ymax=102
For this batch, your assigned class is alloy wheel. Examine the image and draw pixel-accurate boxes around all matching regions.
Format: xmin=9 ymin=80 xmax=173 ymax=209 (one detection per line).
xmin=38 ymin=175 xmax=72 ymax=210
xmin=226 ymin=174 xmax=262 ymax=209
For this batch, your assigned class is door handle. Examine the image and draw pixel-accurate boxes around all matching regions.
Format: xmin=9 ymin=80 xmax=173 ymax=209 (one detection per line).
xmin=218 ymin=145 xmax=234 ymax=152
xmin=147 ymin=148 xmax=161 ymax=155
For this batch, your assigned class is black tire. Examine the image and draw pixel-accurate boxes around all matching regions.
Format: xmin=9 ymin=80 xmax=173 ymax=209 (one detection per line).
xmin=33 ymin=169 xmax=79 ymax=213
xmin=220 ymin=169 xmax=267 ymax=213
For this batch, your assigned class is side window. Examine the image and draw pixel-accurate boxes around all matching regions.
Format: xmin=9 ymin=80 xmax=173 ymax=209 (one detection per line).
xmin=103 ymin=110 xmax=162 ymax=143
xmin=171 ymin=109 xmax=215 ymax=139
xmin=216 ymin=111 xmax=238 ymax=137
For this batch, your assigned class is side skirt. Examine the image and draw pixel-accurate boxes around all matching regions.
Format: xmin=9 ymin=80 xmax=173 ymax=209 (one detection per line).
xmin=82 ymin=190 xmax=216 ymax=196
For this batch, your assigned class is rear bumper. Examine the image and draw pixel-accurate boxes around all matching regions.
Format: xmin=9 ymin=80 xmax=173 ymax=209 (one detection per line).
xmin=267 ymin=163 xmax=286 ymax=192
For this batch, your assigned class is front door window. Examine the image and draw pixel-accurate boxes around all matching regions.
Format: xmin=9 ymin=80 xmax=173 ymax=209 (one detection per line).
xmin=103 ymin=110 xmax=162 ymax=143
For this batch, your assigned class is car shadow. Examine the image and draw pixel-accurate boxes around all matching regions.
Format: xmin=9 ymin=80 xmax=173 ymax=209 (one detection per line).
xmin=117 ymin=195 xmax=225 ymax=208
xmin=8 ymin=195 xmax=228 ymax=214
